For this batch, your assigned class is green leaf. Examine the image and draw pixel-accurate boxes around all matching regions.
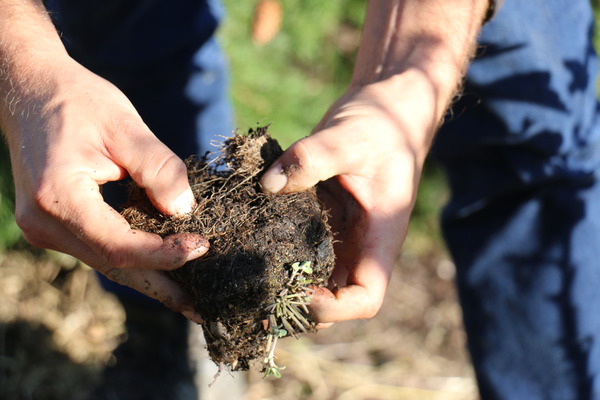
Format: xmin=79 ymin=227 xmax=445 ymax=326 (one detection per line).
xmin=299 ymin=261 xmax=313 ymax=274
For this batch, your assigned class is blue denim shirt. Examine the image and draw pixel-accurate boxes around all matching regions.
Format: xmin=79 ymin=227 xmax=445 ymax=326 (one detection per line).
xmin=46 ymin=0 xmax=221 ymax=80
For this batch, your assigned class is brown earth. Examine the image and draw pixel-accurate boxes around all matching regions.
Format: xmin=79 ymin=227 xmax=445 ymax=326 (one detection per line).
xmin=0 ymin=242 xmax=479 ymax=399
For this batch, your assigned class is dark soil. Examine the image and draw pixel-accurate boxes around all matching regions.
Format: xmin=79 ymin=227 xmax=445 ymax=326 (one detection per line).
xmin=121 ymin=127 xmax=335 ymax=372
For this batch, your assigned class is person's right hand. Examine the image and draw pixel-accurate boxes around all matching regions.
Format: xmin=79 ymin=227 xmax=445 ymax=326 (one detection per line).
xmin=1 ymin=54 xmax=207 ymax=321
xmin=260 ymin=71 xmax=435 ymax=324
xmin=259 ymin=0 xmax=488 ymax=324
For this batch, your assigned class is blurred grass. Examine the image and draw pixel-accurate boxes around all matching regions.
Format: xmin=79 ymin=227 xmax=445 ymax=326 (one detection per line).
xmin=219 ymin=0 xmax=365 ymax=148
xmin=0 ymin=142 xmax=21 ymax=251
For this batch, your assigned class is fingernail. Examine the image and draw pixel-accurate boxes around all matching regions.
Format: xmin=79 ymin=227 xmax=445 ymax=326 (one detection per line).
xmin=182 ymin=310 xmax=203 ymax=324
xmin=261 ymin=163 xmax=287 ymax=193
xmin=186 ymin=245 xmax=208 ymax=262
xmin=172 ymin=189 xmax=195 ymax=216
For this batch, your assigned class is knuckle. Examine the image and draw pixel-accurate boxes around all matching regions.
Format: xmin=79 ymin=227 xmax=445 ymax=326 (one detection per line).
xmin=281 ymin=139 xmax=315 ymax=191
xmin=31 ymin=179 xmax=61 ymax=215
xmin=288 ymin=138 xmax=312 ymax=172
xmin=14 ymin=207 xmax=33 ymax=233
xmin=285 ymin=134 xmax=344 ymax=187
xmin=154 ymin=153 xmax=187 ymax=181
xmin=19 ymin=229 xmax=46 ymax=248
xmin=111 ymin=112 xmax=148 ymax=139
xmin=136 ymin=151 xmax=184 ymax=189
xmin=15 ymin=208 xmax=46 ymax=247
xmin=100 ymin=241 xmax=133 ymax=269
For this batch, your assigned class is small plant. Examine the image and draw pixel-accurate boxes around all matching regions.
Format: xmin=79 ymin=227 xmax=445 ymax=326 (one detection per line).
xmin=263 ymin=261 xmax=315 ymax=378
xmin=262 ymin=315 xmax=287 ymax=378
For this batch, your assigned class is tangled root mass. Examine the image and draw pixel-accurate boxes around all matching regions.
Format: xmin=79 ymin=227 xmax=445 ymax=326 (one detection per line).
xmin=121 ymin=127 xmax=335 ymax=372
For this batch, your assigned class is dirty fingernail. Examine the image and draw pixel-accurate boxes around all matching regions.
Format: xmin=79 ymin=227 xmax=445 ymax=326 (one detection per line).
xmin=172 ymin=189 xmax=196 ymax=216
xmin=261 ymin=163 xmax=287 ymax=193
xmin=186 ymin=245 xmax=209 ymax=262
xmin=182 ymin=310 xmax=203 ymax=324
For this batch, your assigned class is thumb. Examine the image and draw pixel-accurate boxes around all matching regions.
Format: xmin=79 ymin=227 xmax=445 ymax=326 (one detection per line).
xmin=260 ymin=130 xmax=352 ymax=194
xmin=108 ymin=116 xmax=195 ymax=216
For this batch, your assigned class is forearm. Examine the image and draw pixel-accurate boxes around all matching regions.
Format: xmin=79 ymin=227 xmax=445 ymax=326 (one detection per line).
xmin=351 ymin=0 xmax=487 ymax=160
xmin=0 ymin=0 xmax=68 ymax=131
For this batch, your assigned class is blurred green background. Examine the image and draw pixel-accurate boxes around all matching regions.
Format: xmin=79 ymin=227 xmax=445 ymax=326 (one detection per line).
xmin=0 ymin=141 xmax=19 ymax=251
xmin=219 ymin=0 xmax=364 ymax=147
xmin=2 ymin=0 xmax=599 ymax=252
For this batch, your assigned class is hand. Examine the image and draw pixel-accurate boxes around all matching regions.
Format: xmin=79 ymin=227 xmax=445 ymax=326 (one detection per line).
xmin=260 ymin=71 xmax=440 ymax=323
xmin=2 ymin=56 xmax=206 ymax=321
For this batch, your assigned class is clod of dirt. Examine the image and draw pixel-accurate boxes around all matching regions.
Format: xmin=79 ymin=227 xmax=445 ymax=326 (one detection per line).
xmin=121 ymin=127 xmax=335 ymax=374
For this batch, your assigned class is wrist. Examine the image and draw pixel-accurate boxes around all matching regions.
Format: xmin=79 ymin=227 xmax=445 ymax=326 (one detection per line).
xmin=351 ymin=0 xmax=487 ymax=119
xmin=0 ymin=1 xmax=69 ymax=132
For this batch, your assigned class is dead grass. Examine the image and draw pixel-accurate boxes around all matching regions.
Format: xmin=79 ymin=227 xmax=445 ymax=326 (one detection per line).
xmin=0 ymin=245 xmax=478 ymax=400
xmin=0 ymin=251 xmax=125 ymax=400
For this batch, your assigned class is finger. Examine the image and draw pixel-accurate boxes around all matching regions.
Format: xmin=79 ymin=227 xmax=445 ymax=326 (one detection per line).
xmin=101 ymin=267 xmax=197 ymax=314
xmin=19 ymin=193 xmax=209 ymax=270
xmin=104 ymin=115 xmax=195 ymax=216
xmin=181 ymin=310 xmax=204 ymax=324
xmin=25 ymin=174 xmax=208 ymax=271
xmin=309 ymin=213 xmax=398 ymax=324
xmin=17 ymin=206 xmax=203 ymax=318
xmin=260 ymin=127 xmax=361 ymax=194
xmin=308 ymin=257 xmax=390 ymax=323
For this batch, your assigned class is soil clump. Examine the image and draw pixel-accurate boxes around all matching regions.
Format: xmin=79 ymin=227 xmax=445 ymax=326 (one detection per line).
xmin=121 ymin=127 xmax=335 ymax=374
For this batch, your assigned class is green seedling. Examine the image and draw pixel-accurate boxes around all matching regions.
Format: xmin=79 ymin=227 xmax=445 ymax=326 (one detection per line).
xmin=263 ymin=261 xmax=315 ymax=378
